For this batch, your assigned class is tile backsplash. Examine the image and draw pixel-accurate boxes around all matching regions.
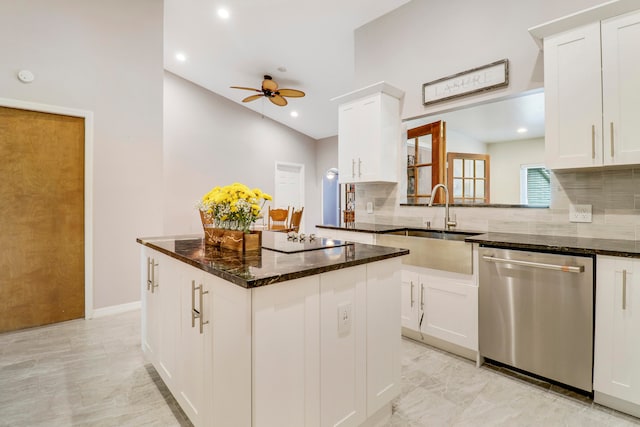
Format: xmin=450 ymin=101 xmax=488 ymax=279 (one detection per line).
xmin=354 ymin=167 xmax=640 ymax=240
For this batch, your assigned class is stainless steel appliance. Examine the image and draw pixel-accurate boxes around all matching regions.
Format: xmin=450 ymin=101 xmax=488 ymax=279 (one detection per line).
xmin=479 ymin=247 xmax=594 ymax=392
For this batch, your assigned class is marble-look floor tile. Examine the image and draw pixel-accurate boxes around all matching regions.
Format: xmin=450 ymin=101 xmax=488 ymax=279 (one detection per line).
xmin=2 ymin=311 xmax=640 ymax=426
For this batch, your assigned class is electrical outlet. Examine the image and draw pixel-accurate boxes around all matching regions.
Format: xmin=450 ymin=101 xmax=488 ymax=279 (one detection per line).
xmin=366 ymin=201 xmax=373 ymax=214
xmin=337 ymin=302 xmax=352 ymax=335
xmin=569 ymin=204 xmax=592 ymax=223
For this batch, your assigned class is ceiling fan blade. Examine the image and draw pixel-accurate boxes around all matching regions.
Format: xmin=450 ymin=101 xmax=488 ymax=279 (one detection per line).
xmin=242 ymin=94 xmax=263 ymax=103
xmin=231 ymin=86 xmax=261 ymax=92
xmin=269 ymin=94 xmax=288 ymax=106
xmin=278 ymin=89 xmax=305 ymax=98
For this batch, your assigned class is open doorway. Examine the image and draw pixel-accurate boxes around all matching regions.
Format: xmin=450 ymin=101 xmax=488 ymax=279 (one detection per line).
xmin=322 ymin=168 xmax=340 ymax=226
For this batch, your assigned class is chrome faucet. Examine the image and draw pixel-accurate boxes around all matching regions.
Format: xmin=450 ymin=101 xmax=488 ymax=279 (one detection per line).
xmin=428 ymin=184 xmax=457 ymax=230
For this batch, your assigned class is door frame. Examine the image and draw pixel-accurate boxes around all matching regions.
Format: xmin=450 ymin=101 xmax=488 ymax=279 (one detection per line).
xmin=0 ymin=97 xmax=95 ymax=319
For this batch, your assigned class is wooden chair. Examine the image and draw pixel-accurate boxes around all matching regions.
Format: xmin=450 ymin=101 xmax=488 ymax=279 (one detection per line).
xmin=267 ymin=206 xmax=290 ymax=231
xmin=289 ymin=207 xmax=304 ymax=232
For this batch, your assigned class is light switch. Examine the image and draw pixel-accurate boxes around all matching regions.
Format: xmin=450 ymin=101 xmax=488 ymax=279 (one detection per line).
xmin=366 ymin=201 xmax=373 ymax=214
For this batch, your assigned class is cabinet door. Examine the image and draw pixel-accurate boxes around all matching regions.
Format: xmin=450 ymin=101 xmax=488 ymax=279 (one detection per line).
xmin=338 ymin=101 xmax=360 ymax=183
xmin=319 ymin=266 xmax=367 ymax=427
xmin=401 ymin=270 xmax=420 ymax=330
xmin=420 ymin=270 xmax=478 ymax=351
xmin=366 ymin=259 xmax=401 ymax=416
xmin=594 ymin=256 xmax=640 ymax=404
xmin=602 ymin=10 xmax=640 ymax=166
xmin=155 ymin=253 xmax=180 ymax=389
xmin=356 ymin=95 xmax=381 ymax=182
xmin=252 ymin=276 xmax=321 ymax=427
xmin=177 ymin=271 xmax=212 ymax=426
xmin=141 ymin=247 xmax=160 ymax=364
xmin=544 ymin=22 xmax=603 ymax=169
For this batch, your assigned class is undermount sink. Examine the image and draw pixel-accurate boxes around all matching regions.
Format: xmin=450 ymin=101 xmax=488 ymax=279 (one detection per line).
xmin=376 ymin=228 xmax=477 ymax=274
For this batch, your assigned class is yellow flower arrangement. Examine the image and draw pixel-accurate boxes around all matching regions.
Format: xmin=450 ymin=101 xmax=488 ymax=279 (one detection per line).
xmin=197 ymin=183 xmax=272 ymax=232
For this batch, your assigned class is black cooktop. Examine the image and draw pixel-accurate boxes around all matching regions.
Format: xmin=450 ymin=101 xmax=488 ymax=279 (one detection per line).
xmin=261 ymin=231 xmax=353 ymax=254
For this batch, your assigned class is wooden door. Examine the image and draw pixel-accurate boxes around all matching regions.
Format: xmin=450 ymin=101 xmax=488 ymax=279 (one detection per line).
xmin=0 ymin=106 xmax=84 ymax=332
xmin=406 ymin=120 xmax=446 ymax=203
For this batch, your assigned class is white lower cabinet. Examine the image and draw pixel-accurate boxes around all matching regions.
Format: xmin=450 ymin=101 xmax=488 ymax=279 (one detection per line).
xmin=594 ymin=255 xmax=640 ymax=416
xmin=319 ymin=228 xmax=375 ymax=245
xmin=252 ymin=276 xmax=321 ymax=427
xmin=141 ymin=246 xmax=401 ymax=427
xmin=400 ymin=265 xmax=478 ymax=354
xmin=319 ymin=266 xmax=366 ymax=427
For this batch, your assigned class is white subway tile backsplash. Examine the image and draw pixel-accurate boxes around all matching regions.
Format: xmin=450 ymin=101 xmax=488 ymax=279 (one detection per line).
xmin=353 ymin=166 xmax=640 ymax=240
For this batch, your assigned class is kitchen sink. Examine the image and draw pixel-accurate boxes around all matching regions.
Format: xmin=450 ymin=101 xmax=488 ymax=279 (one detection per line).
xmin=376 ymin=228 xmax=478 ymax=274
xmin=384 ymin=228 xmax=477 ymax=241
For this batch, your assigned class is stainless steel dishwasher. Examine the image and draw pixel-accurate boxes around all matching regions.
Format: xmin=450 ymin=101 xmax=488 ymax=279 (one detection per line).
xmin=479 ymin=246 xmax=594 ymax=392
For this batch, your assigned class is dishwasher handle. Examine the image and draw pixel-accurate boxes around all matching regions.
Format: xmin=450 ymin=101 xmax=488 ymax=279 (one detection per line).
xmin=482 ymin=255 xmax=584 ymax=273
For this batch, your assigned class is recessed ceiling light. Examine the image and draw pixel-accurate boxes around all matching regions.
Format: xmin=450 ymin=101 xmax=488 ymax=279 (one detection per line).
xmin=517 ymin=127 xmax=528 ymax=133
xmin=290 ymin=111 xmax=299 ymax=118
xmin=277 ymin=66 xmax=287 ymax=72
xmin=175 ymin=52 xmax=187 ymax=62
xmin=217 ymin=8 xmax=230 ymax=19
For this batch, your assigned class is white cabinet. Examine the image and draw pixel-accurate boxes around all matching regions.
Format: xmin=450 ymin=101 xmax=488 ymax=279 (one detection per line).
xmin=366 ymin=259 xmax=402 ymax=416
xmin=320 ymin=266 xmax=367 ymax=427
xmin=140 ymin=248 xmax=251 ymax=427
xmin=401 ymin=270 xmax=420 ymax=330
xmin=336 ymin=84 xmax=402 ymax=184
xmin=544 ymin=10 xmax=640 ymax=169
xmin=420 ymin=269 xmax=477 ymax=351
xmin=594 ymin=255 xmax=640 ymax=417
xmin=399 ymin=265 xmax=478 ymax=354
xmin=252 ymin=276 xmax=321 ymax=427
xmin=140 ymin=248 xmax=180 ymax=389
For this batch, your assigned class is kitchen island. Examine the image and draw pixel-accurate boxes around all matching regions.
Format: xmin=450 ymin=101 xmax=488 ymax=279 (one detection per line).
xmin=137 ymin=232 xmax=408 ymax=427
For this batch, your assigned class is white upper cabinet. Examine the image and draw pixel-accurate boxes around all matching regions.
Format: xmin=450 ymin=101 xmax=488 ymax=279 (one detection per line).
xmin=334 ymin=82 xmax=403 ymax=183
xmin=543 ymin=9 xmax=640 ymax=169
xmin=602 ymin=10 xmax=640 ymax=166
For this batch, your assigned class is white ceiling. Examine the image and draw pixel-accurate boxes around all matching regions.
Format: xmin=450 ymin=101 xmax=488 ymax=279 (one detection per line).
xmin=164 ymin=0 xmax=411 ymax=140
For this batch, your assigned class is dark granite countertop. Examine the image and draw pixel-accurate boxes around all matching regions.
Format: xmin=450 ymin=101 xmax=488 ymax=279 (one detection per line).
xmin=466 ymin=232 xmax=640 ymax=258
xmin=137 ymin=233 xmax=409 ymax=289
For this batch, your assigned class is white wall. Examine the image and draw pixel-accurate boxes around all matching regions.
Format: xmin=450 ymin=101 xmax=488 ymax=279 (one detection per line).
xmin=354 ymin=0 xmax=604 ymax=121
xmin=447 ymin=129 xmax=487 ymax=154
xmin=487 ymin=138 xmax=545 ymax=204
xmin=0 ymin=0 xmax=163 ymax=310
xmin=163 ymin=72 xmax=320 ymax=234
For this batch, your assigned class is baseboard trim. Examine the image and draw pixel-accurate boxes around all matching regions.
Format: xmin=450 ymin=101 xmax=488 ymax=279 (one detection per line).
xmin=92 ymin=301 xmax=141 ymax=318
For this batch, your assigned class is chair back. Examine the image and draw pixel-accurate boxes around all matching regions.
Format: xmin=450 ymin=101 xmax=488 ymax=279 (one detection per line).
xmin=268 ymin=206 xmax=290 ymax=231
xmin=289 ymin=207 xmax=304 ymax=232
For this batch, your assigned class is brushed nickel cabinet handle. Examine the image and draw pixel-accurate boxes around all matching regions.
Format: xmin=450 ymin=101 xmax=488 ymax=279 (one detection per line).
xmin=592 ymin=125 xmax=596 ymax=159
xmin=410 ymin=281 xmax=415 ymax=308
xmin=610 ymin=122 xmax=614 ymax=158
xmin=191 ymin=281 xmax=209 ymax=334
xmin=420 ymin=283 xmax=425 ymax=311
xmin=150 ymin=259 xmax=159 ymax=293
xmin=199 ymin=285 xmax=209 ymax=334
xmin=358 ymin=158 xmax=362 ymax=178
xmin=352 ymin=159 xmax=355 ymax=178
xmin=191 ymin=280 xmax=197 ymax=328
xmin=146 ymin=257 xmax=152 ymax=291
xmin=622 ymin=269 xmax=627 ymax=311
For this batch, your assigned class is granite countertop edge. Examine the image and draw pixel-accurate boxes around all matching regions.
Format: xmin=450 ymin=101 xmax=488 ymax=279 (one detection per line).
xmin=316 ymin=224 xmax=640 ymax=258
xmin=137 ymin=236 xmax=409 ymax=288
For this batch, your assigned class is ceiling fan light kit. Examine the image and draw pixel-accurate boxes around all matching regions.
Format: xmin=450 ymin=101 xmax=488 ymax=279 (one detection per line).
xmin=231 ymin=75 xmax=305 ymax=107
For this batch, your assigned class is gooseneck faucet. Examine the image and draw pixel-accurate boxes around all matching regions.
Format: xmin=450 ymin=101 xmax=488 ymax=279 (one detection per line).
xmin=428 ymin=184 xmax=457 ymax=230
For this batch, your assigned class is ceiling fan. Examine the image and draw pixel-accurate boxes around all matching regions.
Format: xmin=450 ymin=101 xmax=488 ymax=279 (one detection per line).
xmin=231 ymin=75 xmax=305 ymax=106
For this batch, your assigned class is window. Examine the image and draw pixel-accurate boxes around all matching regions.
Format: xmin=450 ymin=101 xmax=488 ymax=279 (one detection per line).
xmin=447 ymin=152 xmax=490 ymax=204
xmin=520 ymin=165 xmax=550 ymax=206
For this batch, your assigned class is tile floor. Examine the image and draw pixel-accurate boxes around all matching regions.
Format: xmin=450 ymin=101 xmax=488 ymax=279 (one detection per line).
xmin=0 ymin=309 xmax=639 ymax=426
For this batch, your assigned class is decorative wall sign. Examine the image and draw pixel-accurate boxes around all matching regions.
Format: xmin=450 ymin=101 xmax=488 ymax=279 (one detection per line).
xmin=422 ymin=59 xmax=509 ymax=106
